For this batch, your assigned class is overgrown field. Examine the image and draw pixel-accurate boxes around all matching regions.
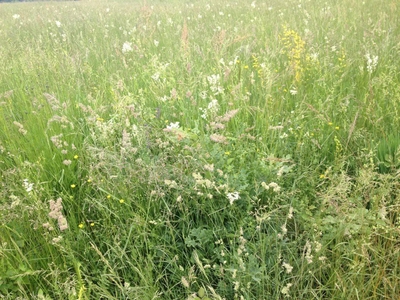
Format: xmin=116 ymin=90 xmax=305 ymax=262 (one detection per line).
xmin=1 ymin=0 xmax=400 ymax=299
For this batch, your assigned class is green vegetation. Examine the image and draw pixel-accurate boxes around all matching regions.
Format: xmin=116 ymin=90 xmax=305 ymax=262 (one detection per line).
xmin=1 ymin=0 xmax=399 ymax=298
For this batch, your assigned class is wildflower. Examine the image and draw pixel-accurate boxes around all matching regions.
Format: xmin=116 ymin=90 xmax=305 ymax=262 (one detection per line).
xmin=282 ymin=262 xmax=293 ymax=274
xmin=90 ymin=222 xmax=95 ymax=227
xmin=107 ymin=194 xmax=111 ymax=199
xmin=289 ymin=88 xmax=298 ymax=95
xmin=287 ymin=207 xmax=294 ymax=219
xmin=207 ymin=99 xmax=220 ymax=114
xmin=55 ymin=20 xmax=61 ymax=28
xmin=181 ymin=276 xmax=190 ymax=288
xmin=166 ymin=122 xmax=180 ymax=130
xmin=365 ymin=53 xmax=378 ymax=74
xmin=78 ymin=223 xmax=84 ymax=229
xmin=281 ymin=283 xmax=293 ymax=297
xmin=154 ymin=40 xmax=159 ymax=47
xmin=328 ymin=122 xmax=333 ymax=126
xmin=210 ymin=133 xmax=228 ymax=144
xmin=70 ymin=184 xmax=76 ymax=188
xmin=119 ymin=199 xmax=125 ymax=204
xmin=204 ymin=164 xmax=214 ymax=172
xmin=13 ymin=14 xmax=20 ymax=19
xmin=335 ymin=126 xmax=339 ymax=130
xmin=151 ymin=72 xmax=160 ymax=81
xmin=304 ymin=240 xmax=313 ymax=264
xmin=48 ymin=198 xmax=68 ymax=231
xmin=74 ymin=155 xmax=79 ymax=159
xmin=122 ymin=41 xmax=133 ymax=53
xmin=210 ymin=122 xmax=225 ymax=130
xmin=281 ymin=223 xmax=288 ymax=235
xmin=224 ymin=151 xmax=230 ymax=155
xmin=261 ymin=182 xmax=281 ymax=192
xmin=52 ymin=236 xmax=63 ymax=243
xmin=319 ymin=174 xmax=325 ymax=179
xmin=227 ymin=192 xmax=240 ymax=205
xmin=23 ymin=179 xmax=34 ymax=193
xmin=87 ymin=179 xmax=92 ymax=183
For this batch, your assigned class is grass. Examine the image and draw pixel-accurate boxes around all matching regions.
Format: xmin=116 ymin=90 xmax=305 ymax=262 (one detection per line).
xmin=0 ymin=0 xmax=399 ymax=299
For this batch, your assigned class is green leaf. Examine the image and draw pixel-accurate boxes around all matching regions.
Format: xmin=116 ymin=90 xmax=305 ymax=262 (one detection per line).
xmin=198 ymin=287 xmax=205 ymax=298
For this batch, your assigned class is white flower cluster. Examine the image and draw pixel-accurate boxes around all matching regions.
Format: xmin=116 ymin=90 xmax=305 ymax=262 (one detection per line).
xmin=166 ymin=122 xmax=180 ymax=130
xmin=122 ymin=41 xmax=133 ymax=53
xmin=365 ymin=53 xmax=378 ymax=74
xmin=261 ymin=182 xmax=281 ymax=192
xmin=226 ymin=191 xmax=240 ymax=205
xmin=207 ymin=74 xmax=224 ymax=95
xmin=23 ymin=179 xmax=34 ymax=193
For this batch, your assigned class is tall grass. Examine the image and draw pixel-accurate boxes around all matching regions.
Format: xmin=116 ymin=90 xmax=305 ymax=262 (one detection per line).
xmin=1 ymin=0 xmax=399 ymax=299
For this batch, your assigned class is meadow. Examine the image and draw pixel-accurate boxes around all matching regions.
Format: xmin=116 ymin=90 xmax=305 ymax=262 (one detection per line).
xmin=0 ymin=0 xmax=400 ymax=299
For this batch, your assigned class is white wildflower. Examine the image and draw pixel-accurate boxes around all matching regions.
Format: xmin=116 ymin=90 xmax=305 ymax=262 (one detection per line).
xmin=365 ymin=53 xmax=378 ymax=74
xmin=304 ymin=240 xmax=313 ymax=264
xmin=151 ymin=72 xmax=160 ymax=81
xmin=23 ymin=179 xmax=34 ymax=193
xmin=13 ymin=14 xmax=20 ymax=19
xmin=55 ymin=20 xmax=61 ymax=28
xmin=207 ymin=99 xmax=220 ymax=114
xmin=261 ymin=182 xmax=281 ymax=192
xmin=166 ymin=122 xmax=180 ymax=130
xmin=287 ymin=206 xmax=294 ymax=219
xmin=227 ymin=192 xmax=240 ymax=205
xmin=310 ymin=52 xmax=319 ymax=61
xmin=154 ymin=40 xmax=159 ymax=47
xmin=207 ymin=74 xmax=220 ymax=86
xmin=281 ymin=283 xmax=293 ymax=297
xmin=282 ymin=261 xmax=293 ymax=274
xmin=204 ymin=164 xmax=214 ymax=172
xmin=122 ymin=41 xmax=133 ymax=53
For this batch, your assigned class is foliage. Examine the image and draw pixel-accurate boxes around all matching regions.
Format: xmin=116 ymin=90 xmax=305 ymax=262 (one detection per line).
xmin=0 ymin=0 xmax=399 ymax=299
